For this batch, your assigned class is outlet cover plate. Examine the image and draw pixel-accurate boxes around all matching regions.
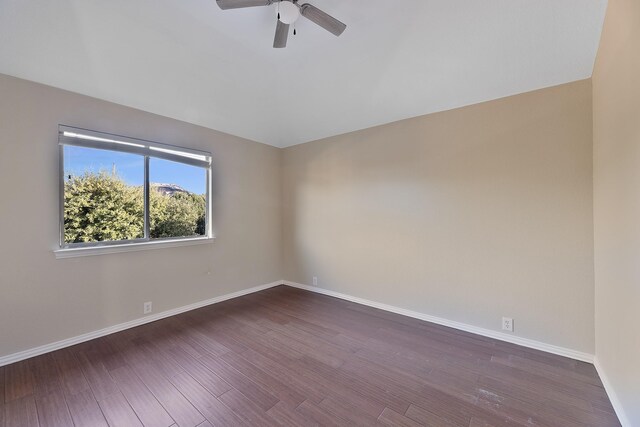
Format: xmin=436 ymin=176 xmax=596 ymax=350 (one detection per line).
xmin=502 ymin=317 xmax=513 ymax=332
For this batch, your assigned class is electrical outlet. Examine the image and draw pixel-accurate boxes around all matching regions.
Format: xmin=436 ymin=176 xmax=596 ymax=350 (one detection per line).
xmin=144 ymin=301 xmax=152 ymax=314
xmin=312 ymin=276 xmax=318 ymax=286
xmin=502 ymin=317 xmax=513 ymax=332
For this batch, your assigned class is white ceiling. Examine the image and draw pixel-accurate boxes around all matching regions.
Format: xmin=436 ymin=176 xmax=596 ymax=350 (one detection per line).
xmin=0 ymin=0 xmax=607 ymax=147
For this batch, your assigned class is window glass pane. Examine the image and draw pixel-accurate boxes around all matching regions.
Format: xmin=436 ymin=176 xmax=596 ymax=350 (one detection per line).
xmin=149 ymin=158 xmax=207 ymax=239
xmin=63 ymin=146 xmax=144 ymax=244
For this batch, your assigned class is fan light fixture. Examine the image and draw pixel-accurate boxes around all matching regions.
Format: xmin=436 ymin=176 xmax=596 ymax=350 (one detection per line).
xmin=216 ymin=0 xmax=346 ymax=48
xmin=278 ymin=1 xmax=300 ymax=24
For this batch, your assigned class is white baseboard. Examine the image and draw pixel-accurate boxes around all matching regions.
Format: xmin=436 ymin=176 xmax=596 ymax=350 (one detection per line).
xmin=594 ymin=357 xmax=631 ymax=427
xmin=0 ymin=280 xmax=283 ymax=367
xmin=284 ymin=281 xmax=594 ymax=363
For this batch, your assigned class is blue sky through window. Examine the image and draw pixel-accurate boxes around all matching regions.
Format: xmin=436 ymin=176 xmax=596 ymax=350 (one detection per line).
xmin=150 ymin=157 xmax=206 ymax=195
xmin=64 ymin=146 xmax=206 ymax=195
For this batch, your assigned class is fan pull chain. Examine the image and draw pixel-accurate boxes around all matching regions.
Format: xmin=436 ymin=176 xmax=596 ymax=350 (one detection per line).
xmin=277 ymin=0 xmax=280 ymax=20
xmin=293 ymin=25 xmax=297 ymax=35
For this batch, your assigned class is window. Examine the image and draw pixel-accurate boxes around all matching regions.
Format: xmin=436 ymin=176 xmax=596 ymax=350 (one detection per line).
xmin=58 ymin=126 xmax=211 ymax=252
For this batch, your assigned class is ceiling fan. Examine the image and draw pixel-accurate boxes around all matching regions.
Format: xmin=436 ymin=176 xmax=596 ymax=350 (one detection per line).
xmin=216 ymin=0 xmax=347 ymax=48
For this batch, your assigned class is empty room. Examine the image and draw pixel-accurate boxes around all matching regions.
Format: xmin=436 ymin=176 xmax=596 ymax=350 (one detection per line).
xmin=0 ymin=0 xmax=637 ymax=426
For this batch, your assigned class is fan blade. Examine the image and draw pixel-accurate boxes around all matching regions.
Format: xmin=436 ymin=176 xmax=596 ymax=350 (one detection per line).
xmin=300 ymin=4 xmax=346 ymax=36
xmin=216 ymin=0 xmax=273 ymax=10
xmin=273 ymin=20 xmax=289 ymax=48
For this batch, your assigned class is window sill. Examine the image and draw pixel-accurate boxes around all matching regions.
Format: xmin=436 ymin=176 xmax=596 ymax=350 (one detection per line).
xmin=54 ymin=237 xmax=215 ymax=259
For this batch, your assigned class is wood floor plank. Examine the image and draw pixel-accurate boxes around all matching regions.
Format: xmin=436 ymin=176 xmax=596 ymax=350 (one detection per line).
xmin=377 ymin=407 xmax=422 ymax=427
xmin=92 ymin=338 xmax=128 ymax=373
xmin=591 ymin=398 xmax=617 ymax=416
xmin=131 ymin=339 xmax=185 ymax=378
xmin=4 ymin=360 xmax=35 ymax=403
xmin=214 ymin=320 xmax=307 ymax=361
xmin=219 ymin=351 xmax=305 ymax=407
xmin=98 ymin=392 xmax=143 ymax=427
xmin=165 ymin=346 xmax=232 ymax=397
xmin=239 ymin=349 xmax=326 ymax=404
xmin=424 ymin=368 xmax=480 ymax=403
xmin=169 ymin=372 xmax=245 ymax=426
xmin=51 ymin=348 xmax=90 ymax=396
xmin=258 ymin=316 xmax=354 ymax=363
xmin=131 ymin=362 xmax=205 ymax=427
xmin=266 ymin=401 xmax=319 ymax=427
xmin=405 ymin=403 xmax=465 ymax=427
xmin=197 ymin=327 xmax=250 ymax=355
xmin=30 ymin=354 xmax=62 ymax=398
xmin=34 ymin=392 xmax=73 ymax=427
xmin=319 ymin=396 xmax=380 ymax=425
xmin=468 ymin=416 xmax=511 ymax=427
xmin=281 ymin=355 xmax=389 ymax=417
xmin=492 ymin=354 xmax=604 ymax=387
xmin=264 ymin=329 xmax=345 ymax=368
xmin=75 ymin=351 xmax=119 ymax=401
xmin=64 ymin=389 xmax=108 ymax=427
xmin=299 ymin=354 xmax=409 ymax=415
xmin=217 ymin=389 xmax=278 ymax=426
xmin=473 ymin=387 xmax=551 ymax=426
xmin=295 ymin=399 xmax=345 ymax=427
xmin=538 ymin=397 xmax=622 ymax=427
xmin=477 ymin=374 xmax=592 ymax=412
xmin=173 ymin=323 xmax=231 ymax=357
xmin=110 ymin=365 xmax=174 ymax=427
xmin=352 ymin=345 xmax=435 ymax=383
xmin=4 ymin=396 xmax=39 ymax=427
xmin=198 ymin=354 xmax=279 ymax=412
xmin=147 ymin=319 xmax=211 ymax=359
xmin=478 ymin=357 xmax=609 ymax=405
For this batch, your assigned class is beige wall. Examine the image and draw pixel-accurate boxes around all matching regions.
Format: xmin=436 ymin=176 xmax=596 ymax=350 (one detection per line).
xmin=0 ymin=73 xmax=600 ymax=362
xmin=282 ymin=80 xmax=595 ymax=353
xmin=593 ymin=0 xmax=640 ymax=424
xmin=0 ymin=74 xmax=282 ymax=358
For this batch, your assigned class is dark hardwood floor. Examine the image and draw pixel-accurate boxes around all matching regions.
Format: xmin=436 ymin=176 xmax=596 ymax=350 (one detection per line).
xmin=1 ymin=285 xmax=620 ymax=426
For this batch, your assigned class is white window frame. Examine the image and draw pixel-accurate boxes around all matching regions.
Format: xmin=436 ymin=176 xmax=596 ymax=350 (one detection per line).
xmin=55 ymin=125 xmax=213 ymax=258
